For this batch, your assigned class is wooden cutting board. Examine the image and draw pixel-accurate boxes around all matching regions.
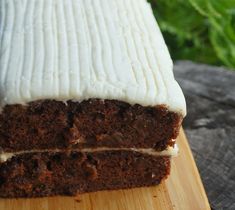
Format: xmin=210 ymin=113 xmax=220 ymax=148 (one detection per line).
xmin=0 ymin=129 xmax=210 ymax=210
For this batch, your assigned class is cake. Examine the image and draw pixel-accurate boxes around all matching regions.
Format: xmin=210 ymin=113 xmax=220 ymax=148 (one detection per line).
xmin=0 ymin=0 xmax=186 ymax=198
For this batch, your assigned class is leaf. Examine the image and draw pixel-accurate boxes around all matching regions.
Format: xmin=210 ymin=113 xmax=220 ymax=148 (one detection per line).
xmin=188 ymin=0 xmax=209 ymax=16
xmin=148 ymin=0 xmax=235 ymax=69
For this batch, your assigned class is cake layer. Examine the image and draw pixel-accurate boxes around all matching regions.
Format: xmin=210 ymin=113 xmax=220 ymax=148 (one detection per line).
xmin=0 ymin=99 xmax=182 ymax=152
xmin=0 ymin=150 xmax=171 ymax=198
xmin=0 ymin=0 xmax=186 ymax=116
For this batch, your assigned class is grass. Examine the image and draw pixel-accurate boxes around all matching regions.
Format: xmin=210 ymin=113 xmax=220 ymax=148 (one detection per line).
xmin=148 ymin=0 xmax=235 ymax=69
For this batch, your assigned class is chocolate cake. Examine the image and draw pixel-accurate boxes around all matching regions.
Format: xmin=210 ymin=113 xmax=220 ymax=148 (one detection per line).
xmin=0 ymin=0 xmax=186 ymax=198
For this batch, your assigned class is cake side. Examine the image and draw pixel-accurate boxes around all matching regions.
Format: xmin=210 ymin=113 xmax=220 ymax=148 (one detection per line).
xmin=0 ymin=99 xmax=182 ymax=153
xmin=0 ymin=0 xmax=186 ymax=116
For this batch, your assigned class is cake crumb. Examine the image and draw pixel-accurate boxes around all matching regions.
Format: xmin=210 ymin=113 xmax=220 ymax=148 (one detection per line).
xmin=74 ymin=194 xmax=82 ymax=203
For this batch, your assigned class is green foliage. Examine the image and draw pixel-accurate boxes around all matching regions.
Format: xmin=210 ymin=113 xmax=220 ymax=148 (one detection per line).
xmin=148 ymin=0 xmax=235 ymax=69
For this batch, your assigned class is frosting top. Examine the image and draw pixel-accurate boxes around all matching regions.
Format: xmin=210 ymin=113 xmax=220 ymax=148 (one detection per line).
xmin=0 ymin=0 xmax=186 ymax=116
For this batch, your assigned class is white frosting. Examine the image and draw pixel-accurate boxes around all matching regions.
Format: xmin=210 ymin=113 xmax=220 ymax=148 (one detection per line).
xmin=0 ymin=0 xmax=186 ymax=116
xmin=0 ymin=153 xmax=14 ymax=163
xmin=0 ymin=145 xmax=179 ymax=163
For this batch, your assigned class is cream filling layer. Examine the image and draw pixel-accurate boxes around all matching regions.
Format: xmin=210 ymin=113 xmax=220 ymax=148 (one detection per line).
xmin=0 ymin=145 xmax=178 ymax=163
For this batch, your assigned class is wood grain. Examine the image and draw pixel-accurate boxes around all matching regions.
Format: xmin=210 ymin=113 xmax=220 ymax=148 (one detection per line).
xmin=0 ymin=129 xmax=210 ymax=210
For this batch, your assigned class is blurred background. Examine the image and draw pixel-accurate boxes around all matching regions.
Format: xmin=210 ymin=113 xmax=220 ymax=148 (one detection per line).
xmin=148 ymin=1 xmax=235 ymax=209
xmin=149 ymin=0 xmax=235 ymax=69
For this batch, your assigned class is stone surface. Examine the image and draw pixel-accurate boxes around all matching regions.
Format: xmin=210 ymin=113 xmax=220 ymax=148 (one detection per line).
xmin=174 ymin=61 xmax=235 ymax=210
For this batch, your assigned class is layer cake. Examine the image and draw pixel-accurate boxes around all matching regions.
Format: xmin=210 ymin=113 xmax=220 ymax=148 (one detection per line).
xmin=0 ymin=0 xmax=186 ymax=198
